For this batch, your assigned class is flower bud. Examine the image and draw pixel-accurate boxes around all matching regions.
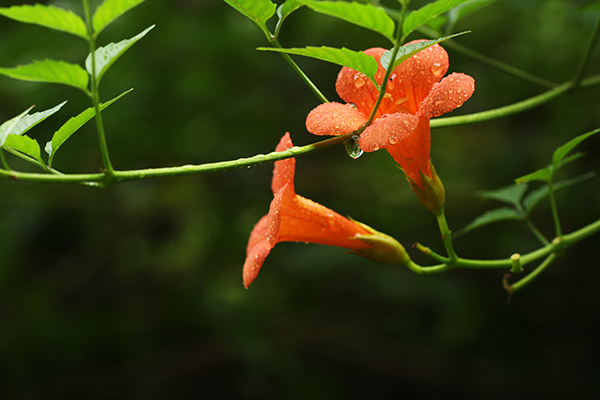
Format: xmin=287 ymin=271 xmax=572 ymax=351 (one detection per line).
xmin=406 ymin=161 xmax=445 ymax=216
xmin=349 ymin=219 xmax=410 ymax=265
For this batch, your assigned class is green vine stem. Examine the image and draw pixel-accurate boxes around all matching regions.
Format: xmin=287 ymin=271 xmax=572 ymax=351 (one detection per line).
xmin=82 ymin=0 xmax=114 ymax=178
xmin=418 ymin=25 xmax=558 ymax=88
xmin=436 ymin=211 xmax=458 ymax=262
xmin=572 ymin=13 xmax=600 ymax=88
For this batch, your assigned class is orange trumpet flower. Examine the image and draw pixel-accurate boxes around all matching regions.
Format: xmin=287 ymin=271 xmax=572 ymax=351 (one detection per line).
xmin=243 ymin=133 xmax=408 ymax=288
xmin=306 ymin=41 xmax=475 ymax=188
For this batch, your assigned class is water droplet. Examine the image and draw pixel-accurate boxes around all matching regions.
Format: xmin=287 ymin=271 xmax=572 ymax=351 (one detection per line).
xmin=354 ymin=73 xmax=366 ymax=88
xmin=430 ymin=62 xmax=443 ymax=76
xmin=388 ymin=73 xmax=397 ymax=90
xmin=389 ymin=136 xmax=398 ymax=144
xmin=344 ymin=135 xmax=363 ymax=159
xmin=371 ymin=143 xmax=380 ymax=151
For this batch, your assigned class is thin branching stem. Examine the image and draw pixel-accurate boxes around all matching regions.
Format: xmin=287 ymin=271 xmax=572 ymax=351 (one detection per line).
xmin=82 ymin=0 xmax=114 ymax=179
xmin=572 ymin=13 xmax=600 ymax=88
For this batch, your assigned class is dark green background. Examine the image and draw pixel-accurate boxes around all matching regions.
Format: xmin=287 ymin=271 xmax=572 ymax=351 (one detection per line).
xmin=1 ymin=0 xmax=599 ymax=398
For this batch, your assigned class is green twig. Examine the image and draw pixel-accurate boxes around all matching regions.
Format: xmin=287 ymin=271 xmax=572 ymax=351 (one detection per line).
xmin=572 ymin=13 xmax=600 ymax=88
xmin=82 ymin=0 xmax=114 ymax=179
xmin=0 ymin=150 xmax=10 ymax=170
xmin=0 ymin=134 xmax=354 ymax=185
xmin=269 ymin=38 xmax=329 ymax=103
xmin=365 ymin=1 xmax=409 ymax=126
xmin=436 ymin=211 xmax=458 ymax=262
xmin=506 ymin=253 xmax=559 ymax=293
xmin=418 ymin=25 xmax=558 ymax=88
xmin=431 ymin=82 xmax=572 ymax=128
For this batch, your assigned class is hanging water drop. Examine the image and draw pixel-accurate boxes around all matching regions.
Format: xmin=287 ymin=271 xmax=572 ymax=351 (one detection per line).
xmin=344 ymin=135 xmax=363 ymax=159
xmin=430 ymin=62 xmax=443 ymax=76
xmin=389 ymin=136 xmax=398 ymax=144
xmin=371 ymin=143 xmax=380 ymax=151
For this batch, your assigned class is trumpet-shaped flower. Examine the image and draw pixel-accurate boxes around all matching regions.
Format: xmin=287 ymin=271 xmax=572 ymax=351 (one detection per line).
xmin=306 ymin=42 xmax=475 ymax=188
xmin=243 ymin=133 xmax=409 ymax=288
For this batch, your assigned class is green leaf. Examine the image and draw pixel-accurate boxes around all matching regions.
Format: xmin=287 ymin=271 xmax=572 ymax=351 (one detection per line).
xmin=258 ymin=46 xmax=379 ymax=84
xmin=515 ymin=167 xmax=551 ymax=184
xmin=0 ymin=4 xmax=87 ymax=39
xmin=403 ymin=0 xmax=472 ymax=39
xmin=454 ymin=207 xmax=523 ymax=238
xmin=86 ymin=25 xmax=155 ymax=84
xmin=305 ymin=1 xmax=395 ymax=43
xmin=3 ymin=134 xmax=44 ymax=165
xmin=0 ymin=107 xmax=33 ymax=147
xmin=12 ymin=101 xmax=68 ymax=137
xmin=222 ymin=0 xmax=277 ymax=38
xmin=552 ymin=129 xmax=599 ymax=168
xmin=380 ymin=31 xmax=468 ymax=71
xmin=476 ymin=182 xmax=529 ymax=208
xmin=523 ymin=172 xmax=596 ymax=214
xmin=275 ymin=0 xmax=305 ymax=38
xmin=46 ymin=89 xmax=133 ymax=165
xmin=93 ymin=0 xmax=147 ymax=36
xmin=0 ymin=59 xmax=89 ymax=91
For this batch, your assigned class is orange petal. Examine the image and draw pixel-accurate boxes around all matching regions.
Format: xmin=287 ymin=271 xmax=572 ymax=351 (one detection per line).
xmin=358 ymin=113 xmax=420 ymax=152
xmin=306 ymin=102 xmax=367 ymax=136
xmin=243 ymin=184 xmax=287 ymax=288
xmin=385 ymin=117 xmax=432 ymax=188
xmin=335 ymin=48 xmax=386 ymax=117
xmin=277 ymin=192 xmax=372 ymax=249
xmin=387 ymin=41 xmax=449 ymax=114
xmin=418 ymin=73 xmax=475 ymax=118
xmin=272 ymin=132 xmax=295 ymax=194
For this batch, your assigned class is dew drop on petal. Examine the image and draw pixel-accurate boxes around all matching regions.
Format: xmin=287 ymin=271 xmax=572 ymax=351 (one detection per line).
xmin=430 ymin=62 xmax=443 ymax=77
xmin=389 ymin=136 xmax=398 ymax=144
xmin=354 ymin=73 xmax=367 ymax=88
xmin=344 ymin=135 xmax=363 ymax=159
xmin=371 ymin=143 xmax=380 ymax=151
xmin=388 ymin=73 xmax=397 ymax=90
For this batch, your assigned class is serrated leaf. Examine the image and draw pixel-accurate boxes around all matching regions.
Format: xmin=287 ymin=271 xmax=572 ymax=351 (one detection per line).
xmin=12 ymin=101 xmax=67 ymax=137
xmin=380 ymin=31 xmax=468 ymax=71
xmin=305 ymin=1 xmax=395 ymax=42
xmin=93 ymin=0 xmax=146 ymax=36
xmin=222 ymin=0 xmax=277 ymax=38
xmin=403 ymin=0 xmax=472 ymax=39
xmin=476 ymin=183 xmax=529 ymax=208
xmin=0 ymin=4 xmax=87 ymax=39
xmin=275 ymin=0 xmax=305 ymax=38
xmin=552 ymin=129 xmax=599 ymax=168
xmin=258 ymin=46 xmax=379 ymax=84
xmin=46 ymin=89 xmax=133 ymax=165
xmin=515 ymin=167 xmax=552 ymax=184
xmin=0 ymin=107 xmax=33 ymax=147
xmin=0 ymin=59 xmax=89 ymax=91
xmin=3 ymin=134 xmax=44 ymax=165
xmin=523 ymin=171 xmax=596 ymax=214
xmin=86 ymin=25 xmax=155 ymax=84
xmin=455 ymin=207 xmax=523 ymax=237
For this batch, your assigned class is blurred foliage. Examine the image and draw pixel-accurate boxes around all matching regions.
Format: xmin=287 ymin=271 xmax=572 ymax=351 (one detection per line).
xmin=1 ymin=0 xmax=600 ymax=398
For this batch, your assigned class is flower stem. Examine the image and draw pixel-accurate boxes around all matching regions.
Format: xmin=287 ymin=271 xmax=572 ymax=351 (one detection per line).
xmin=436 ymin=211 xmax=458 ymax=262
xmin=82 ymin=0 xmax=114 ymax=179
xmin=365 ymin=0 xmax=409 ymax=126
